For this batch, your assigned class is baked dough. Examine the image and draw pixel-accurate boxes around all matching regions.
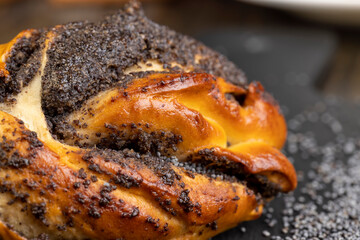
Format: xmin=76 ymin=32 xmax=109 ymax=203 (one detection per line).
xmin=0 ymin=1 xmax=296 ymax=239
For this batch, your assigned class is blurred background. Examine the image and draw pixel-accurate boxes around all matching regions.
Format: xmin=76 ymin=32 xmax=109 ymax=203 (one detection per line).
xmin=1 ymin=0 xmax=360 ymax=102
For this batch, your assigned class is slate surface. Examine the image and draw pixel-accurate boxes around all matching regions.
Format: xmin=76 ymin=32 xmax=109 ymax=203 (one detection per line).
xmin=197 ymin=28 xmax=345 ymax=239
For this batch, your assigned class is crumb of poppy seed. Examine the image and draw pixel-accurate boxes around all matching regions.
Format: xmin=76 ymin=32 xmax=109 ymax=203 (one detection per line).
xmin=73 ymin=182 xmax=81 ymax=189
xmin=78 ymin=168 xmax=87 ymax=179
xmin=6 ymin=154 xmax=30 ymax=168
xmin=56 ymin=225 xmax=66 ymax=231
xmin=83 ymin=179 xmax=91 ymax=188
xmin=46 ymin=182 xmax=57 ymax=191
xmin=75 ymin=192 xmax=86 ymax=204
xmin=21 ymin=130 xmax=43 ymax=149
xmin=131 ymin=207 xmax=140 ymax=217
xmin=99 ymin=194 xmax=111 ymax=207
xmin=206 ymin=221 xmax=217 ymax=231
xmin=30 ymin=233 xmax=50 ymax=240
xmin=66 ymin=218 xmax=75 ymax=228
xmin=0 ymin=132 xmax=44 ymax=169
xmin=121 ymin=207 xmax=139 ymax=218
xmin=155 ymin=223 xmax=160 ymax=229
xmin=88 ymin=205 xmax=101 ymax=219
xmin=177 ymin=189 xmax=194 ymax=213
xmin=90 ymin=175 xmax=98 ymax=182
xmin=194 ymin=202 xmax=202 ymax=217
xmin=146 ymin=216 xmax=155 ymax=224
xmin=88 ymin=163 xmax=102 ymax=173
xmin=162 ymin=223 xmax=169 ymax=233
xmin=112 ymin=171 xmax=141 ymax=189
xmin=30 ymin=202 xmax=48 ymax=225
xmin=232 ymin=196 xmax=240 ymax=201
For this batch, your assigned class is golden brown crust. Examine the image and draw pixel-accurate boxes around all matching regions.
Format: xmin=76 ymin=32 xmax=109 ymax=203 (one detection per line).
xmin=64 ymin=72 xmax=295 ymax=192
xmin=0 ymin=110 xmax=261 ymax=239
xmin=66 ymin=73 xmax=286 ymax=150
xmin=0 ymin=70 xmax=295 ymax=239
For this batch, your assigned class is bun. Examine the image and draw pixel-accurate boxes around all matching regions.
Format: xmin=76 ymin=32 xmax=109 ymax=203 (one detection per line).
xmin=0 ymin=1 xmax=296 ymax=239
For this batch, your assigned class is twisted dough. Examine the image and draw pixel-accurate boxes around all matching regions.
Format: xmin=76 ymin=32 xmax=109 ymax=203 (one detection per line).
xmin=0 ymin=2 xmax=296 ymax=239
